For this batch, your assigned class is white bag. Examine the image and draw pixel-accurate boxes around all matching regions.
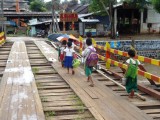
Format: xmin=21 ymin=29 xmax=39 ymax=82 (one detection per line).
xmin=122 ymin=77 xmax=127 ymax=85
xmin=81 ymin=57 xmax=84 ymax=64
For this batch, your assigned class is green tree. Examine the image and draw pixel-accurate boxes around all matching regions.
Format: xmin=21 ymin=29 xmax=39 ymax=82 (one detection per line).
xmin=29 ymin=0 xmax=47 ymax=12
xmin=80 ymin=0 xmax=92 ymax=5
xmin=28 ymin=0 xmax=36 ymax=5
xmin=152 ymin=0 xmax=160 ymax=13
xmin=125 ymin=0 xmax=151 ymax=10
xmin=90 ymin=0 xmax=117 ymax=38
xmin=45 ymin=0 xmax=61 ymax=11
xmin=45 ymin=1 xmax=52 ymax=11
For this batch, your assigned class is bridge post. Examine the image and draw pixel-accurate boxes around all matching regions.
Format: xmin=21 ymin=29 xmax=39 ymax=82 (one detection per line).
xmin=79 ymin=36 xmax=83 ymax=55
xmin=92 ymin=38 xmax=96 ymax=45
xmin=105 ymin=42 xmax=111 ymax=69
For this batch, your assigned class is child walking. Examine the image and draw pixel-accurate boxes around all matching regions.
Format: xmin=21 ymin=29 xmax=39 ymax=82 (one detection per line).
xmin=125 ymin=49 xmax=140 ymax=98
xmin=58 ymin=40 xmax=67 ymax=67
xmin=82 ymin=38 xmax=97 ymax=87
xmin=63 ymin=41 xmax=75 ymax=74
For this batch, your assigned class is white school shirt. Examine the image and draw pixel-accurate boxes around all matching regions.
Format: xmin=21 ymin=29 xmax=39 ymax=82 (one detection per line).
xmin=60 ymin=46 xmax=65 ymax=54
xmin=126 ymin=58 xmax=140 ymax=65
xmin=64 ymin=47 xmax=75 ymax=56
xmin=82 ymin=46 xmax=96 ymax=63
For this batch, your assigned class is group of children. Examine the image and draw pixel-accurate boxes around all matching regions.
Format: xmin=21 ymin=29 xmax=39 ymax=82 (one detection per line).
xmin=58 ymin=32 xmax=140 ymax=98
xmin=58 ymin=32 xmax=96 ymax=87
xmin=58 ymin=39 xmax=75 ymax=75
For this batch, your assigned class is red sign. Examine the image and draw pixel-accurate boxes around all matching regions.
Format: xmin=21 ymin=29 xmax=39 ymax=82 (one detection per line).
xmin=60 ymin=13 xmax=78 ymax=22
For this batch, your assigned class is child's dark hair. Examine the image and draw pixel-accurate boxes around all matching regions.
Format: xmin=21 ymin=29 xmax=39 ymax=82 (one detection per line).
xmin=86 ymin=38 xmax=92 ymax=46
xmin=68 ymin=38 xmax=73 ymax=42
xmin=67 ymin=41 xmax=72 ymax=47
xmin=62 ymin=40 xmax=67 ymax=45
xmin=128 ymin=49 xmax=136 ymax=57
xmin=86 ymin=32 xmax=92 ymax=38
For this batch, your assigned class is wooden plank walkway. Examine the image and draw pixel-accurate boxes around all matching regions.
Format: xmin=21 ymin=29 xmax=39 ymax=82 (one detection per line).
xmin=0 ymin=41 xmax=45 ymax=120
xmin=35 ymin=41 xmax=153 ymax=120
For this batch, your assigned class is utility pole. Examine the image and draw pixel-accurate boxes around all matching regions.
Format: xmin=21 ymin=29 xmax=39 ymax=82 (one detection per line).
xmin=52 ymin=0 xmax=60 ymax=33
xmin=109 ymin=0 xmax=115 ymax=39
xmin=52 ymin=0 xmax=56 ymax=33
xmin=1 ymin=0 xmax=4 ymax=32
xmin=55 ymin=11 xmax=60 ymax=32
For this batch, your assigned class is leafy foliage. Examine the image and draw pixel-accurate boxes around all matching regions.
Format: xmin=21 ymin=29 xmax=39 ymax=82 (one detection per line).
xmin=152 ymin=0 xmax=160 ymax=13
xmin=125 ymin=0 xmax=151 ymax=10
xmin=89 ymin=0 xmax=117 ymax=16
xmin=45 ymin=1 xmax=52 ymax=11
xmin=89 ymin=0 xmax=108 ymax=16
xmin=29 ymin=0 xmax=47 ymax=12
xmin=89 ymin=0 xmax=117 ymax=38
xmin=45 ymin=0 xmax=61 ymax=11
xmin=80 ymin=0 xmax=92 ymax=5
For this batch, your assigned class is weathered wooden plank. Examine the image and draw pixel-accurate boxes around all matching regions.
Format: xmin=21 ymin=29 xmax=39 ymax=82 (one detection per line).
xmin=38 ymin=85 xmax=70 ymax=89
xmin=133 ymin=101 xmax=160 ymax=107
xmin=36 ymin=79 xmax=63 ymax=83
xmin=0 ymin=42 xmax=45 ymax=120
xmin=143 ymin=109 xmax=160 ymax=114
xmin=0 ymin=50 xmax=15 ymax=120
xmin=46 ymin=112 xmax=93 ymax=120
xmin=43 ymin=106 xmax=87 ymax=112
xmin=35 ymin=75 xmax=60 ymax=80
xmin=41 ymin=94 xmax=77 ymax=99
xmin=39 ymin=92 xmax=74 ymax=96
xmin=39 ymin=82 xmax=67 ymax=86
xmin=149 ymin=114 xmax=160 ymax=119
xmin=43 ymin=101 xmax=77 ymax=107
xmin=38 ymin=89 xmax=72 ymax=94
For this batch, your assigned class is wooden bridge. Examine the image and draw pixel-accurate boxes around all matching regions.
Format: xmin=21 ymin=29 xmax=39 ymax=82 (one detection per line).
xmin=0 ymin=36 xmax=160 ymax=120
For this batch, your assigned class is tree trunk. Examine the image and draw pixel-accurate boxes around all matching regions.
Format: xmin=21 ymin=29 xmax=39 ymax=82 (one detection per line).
xmin=109 ymin=1 xmax=115 ymax=39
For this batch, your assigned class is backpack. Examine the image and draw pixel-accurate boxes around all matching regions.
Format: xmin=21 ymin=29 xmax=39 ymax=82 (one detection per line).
xmin=86 ymin=48 xmax=98 ymax=67
xmin=59 ymin=47 xmax=65 ymax=61
xmin=125 ymin=59 xmax=138 ymax=79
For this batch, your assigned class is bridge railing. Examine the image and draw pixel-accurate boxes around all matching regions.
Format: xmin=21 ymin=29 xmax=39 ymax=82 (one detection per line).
xmin=94 ymin=44 xmax=160 ymax=67
xmin=77 ymin=36 xmax=160 ymax=83
xmin=0 ymin=32 xmax=6 ymax=45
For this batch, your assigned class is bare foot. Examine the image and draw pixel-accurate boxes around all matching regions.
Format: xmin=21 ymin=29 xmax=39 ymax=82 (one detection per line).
xmin=72 ymin=70 xmax=75 ymax=75
xmin=128 ymin=95 xmax=133 ymax=98
xmin=87 ymin=77 xmax=90 ymax=82
xmin=128 ymin=90 xmax=134 ymax=98
xmin=131 ymin=90 xmax=134 ymax=96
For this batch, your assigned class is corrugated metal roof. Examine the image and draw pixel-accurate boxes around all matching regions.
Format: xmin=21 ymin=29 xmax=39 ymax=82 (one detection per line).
xmin=28 ymin=19 xmax=60 ymax=26
xmin=66 ymin=4 xmax=89 ymax=14
xmin=80 ymin=18 xmax=99 ymax=23
xmin=78 ymin=13 xmax=94 ymax=18
xmin=4 ymin=12 xmax=53 ymax=17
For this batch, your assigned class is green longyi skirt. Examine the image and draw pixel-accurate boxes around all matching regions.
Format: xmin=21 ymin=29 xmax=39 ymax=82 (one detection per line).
xmin=125 ymin=76 xmax=138 ymax=93
xmin=85 ymin=65 xmax=93 ymax=77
